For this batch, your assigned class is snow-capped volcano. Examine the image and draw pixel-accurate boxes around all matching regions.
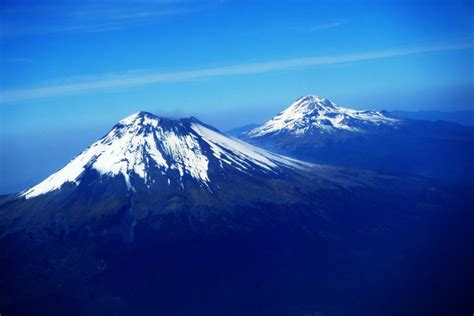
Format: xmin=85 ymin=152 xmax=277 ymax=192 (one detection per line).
xmin=2 ymin=112 xmax=471 ymax=316
xmin=22 ymin=111 xmax=307 ymax=199
xmin=241 ymin=94 xmax=474 ymax=182
xmin=247 ymin=95 xmax=399 ymax=137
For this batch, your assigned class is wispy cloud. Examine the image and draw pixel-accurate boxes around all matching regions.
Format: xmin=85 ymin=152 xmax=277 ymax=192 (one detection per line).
xmin=0 ymin=1 xmax=214 ymax=36
xmin=308 ymin=21 xmax=346 ymax=32
xmin=0 ymin=58 xmax=32 ymax=64
xmin=1 ymin=41 xmax=472 ymax=103
xmin=288 ymin=20 xmax=346 ymax=33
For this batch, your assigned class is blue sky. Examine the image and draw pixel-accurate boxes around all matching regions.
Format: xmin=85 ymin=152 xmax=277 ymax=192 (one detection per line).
xmin=0 ymin=0 xmax=473 ymax=193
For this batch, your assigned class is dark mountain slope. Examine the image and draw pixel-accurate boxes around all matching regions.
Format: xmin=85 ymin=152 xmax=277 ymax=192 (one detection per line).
xmin=0 ymin=111 xmax=472 ymax=316
xmin=242 ymin=95 xmax=474 ymax=183
xmin=391 ymin=109 xmax=474 ymax=126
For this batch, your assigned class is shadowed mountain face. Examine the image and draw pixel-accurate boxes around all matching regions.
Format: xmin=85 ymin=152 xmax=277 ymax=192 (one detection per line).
xmin=391 ymin=110 xmax=474 ymax=127
xmin=226 ymin=123 xmax=261 ymax=137
xmin=0 ymin=112 xmax=472 ymax=316
xmin=0 ymin=111 xmax=316 ymax=237
xmin=242 ymin=95 xmax=474 ymax=184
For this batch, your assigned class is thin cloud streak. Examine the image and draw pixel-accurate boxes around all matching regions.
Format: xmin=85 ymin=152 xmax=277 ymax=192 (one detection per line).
xmin=0 ymin=58 xmax=33 ymax=64
xmin=0 ymin=1 xmax=212 ymax=37
xmin=0 ymin=9 xmax=188 ymax=37
xmin=308 ymin=21 xmax=345 ymax=31
xmin=1 ymin=41 xmax=472 ymax=103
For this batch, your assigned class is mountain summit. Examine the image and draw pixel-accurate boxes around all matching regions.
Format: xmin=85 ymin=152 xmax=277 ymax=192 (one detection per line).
xmin=2 ymin=111 xmax=334 ymax=237
xmin=22 ymin=111 xmax=307 ymax=199
xmin=247 ymin=95 xmax=398 ymax=137
xmin=242 ymin=95 xmax=474 ymax=182
xmin=1 ymin=110 xmax=471 ymax=316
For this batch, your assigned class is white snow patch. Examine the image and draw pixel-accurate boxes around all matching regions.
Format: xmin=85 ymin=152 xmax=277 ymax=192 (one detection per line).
xmin=248 ymin=95 xmax=399 ymax=137
xmin=21 ymin=112 xmax=308 ymax=199
xmin=191 ymin=123 xmax=308 ymax=172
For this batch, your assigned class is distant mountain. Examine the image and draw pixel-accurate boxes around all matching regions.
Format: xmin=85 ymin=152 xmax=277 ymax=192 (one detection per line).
xmin=1 ymin=111 xmax=472 ymax=315
xmin=242 ymin=95 xmax=474 ymax=183
xmin=225 ymin=123 xmax=260 ymax=137
xmin=391 ymin=110 xmax=474 ymax=126
xmin=247 ymin=95 xmax=399 ymax=137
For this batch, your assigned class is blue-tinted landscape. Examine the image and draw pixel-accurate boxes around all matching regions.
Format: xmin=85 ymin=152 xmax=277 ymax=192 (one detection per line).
xmin=0 ymin=1 xmax=473 ymax=315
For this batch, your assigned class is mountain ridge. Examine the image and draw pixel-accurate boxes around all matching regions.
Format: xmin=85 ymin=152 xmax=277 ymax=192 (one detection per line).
xmin=391 ymin=109 xmax=474 ymax=126
xmin=21 ymin=111 xmax=309 ymax=200
xmin=246 ymin=95 xmax=399 ymax=137
xmin=242 ymin=95 xmax=474 ymax=182
xmin=1 ymin=108 xmax=472 ymax=316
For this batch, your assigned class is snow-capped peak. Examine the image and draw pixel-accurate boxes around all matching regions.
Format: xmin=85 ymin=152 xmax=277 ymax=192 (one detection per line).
xmin=247 ymin=95 xmax=399 ymax=137
xmin=290 ymin=95 xmax=337 ymax=111
xmin=21 ymin=112 xmax=308 ymax=199
xmin=118 ymin=111 xmax=160 ymax=127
